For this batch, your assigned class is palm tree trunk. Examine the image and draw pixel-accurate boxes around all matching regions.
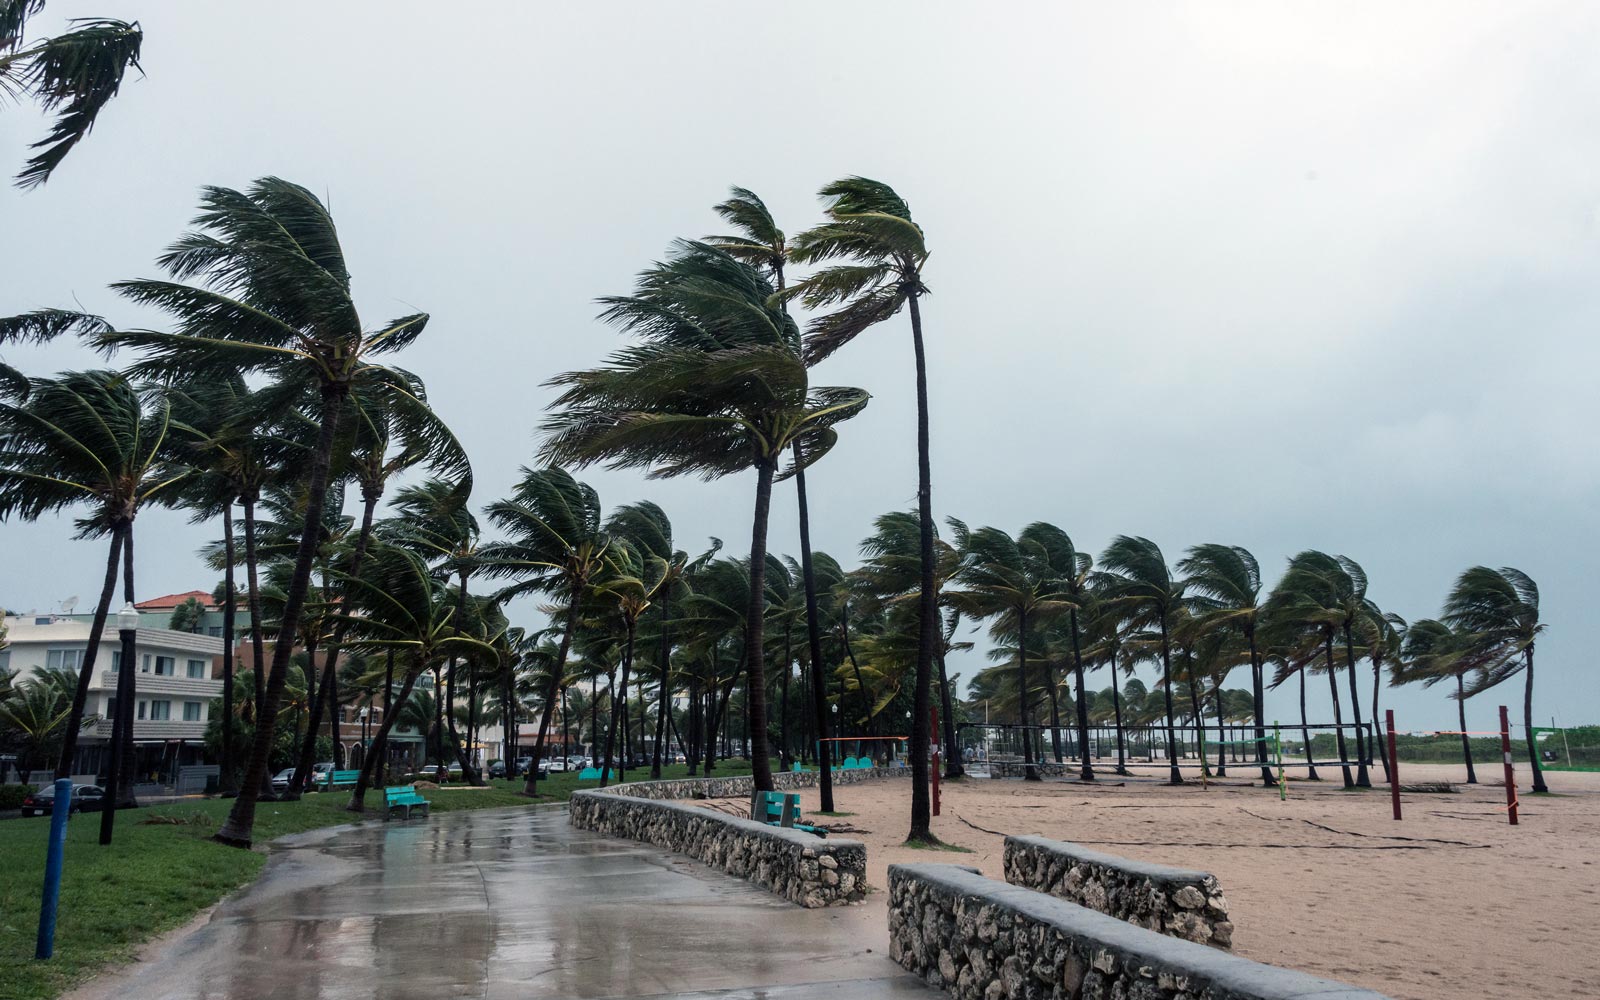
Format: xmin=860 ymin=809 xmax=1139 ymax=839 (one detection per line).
xmin=1069 ymin=608 xmax=1093 ymax=782
xmin=1158 ymin=616 xmax=1182 ymax=785
xmin=1250 ymin=632 xmax=1272 ymax=787
xmin=56 ymin=519 xmax=124 ymax=780
xmin=743 ymin=460 xmax=777 ymax=792
xmin=220 ymin=504 xmax=238 ymax=794
xmin=1370 ymin=658 xmax=1389 ymax=782
xmin=113 ymin=521 xmax=138 ymax=807
xmin=523 ymin=594 xmax=580 ymax=797
xmin=1182 ymin=651 xmax=1207 ymax=777
xmin=652 ymin=597 xmax=672 ymax=779
xmin=217 ymin=384 xmax=348 ymax=848
xmin=1044 ymin=659 xmax=1064 ymax=763
xmin=1212 ymin=680 xmax=1227 ymax=776
xmin=907 ymin=292 xmax=938 ymax=840
xmin=443 ymin=571 xmax=484 ymax=784
xmin=1342 ymin=623 xmax=1371 ymax=786
xmin=1017 ymin=608 xmax=1039 ymax=781
xmin=937 ymin=610 xmax=962 ymax=779
xmin=1456 ymin=674 xmax=1477 ymax=784
xmin=241 ymin=494 xmax=266 ymax=719
xmin=1324 ymin=633 xmax=1353 ymax=788
xmin=685 ymin=671 xmax=700 ymax=777
xmin=1111 ymin=674 xmax=1128 ymax=775
xmin=1299 ymin=665 xmax=1320 ymax=780
xmin=1524 ymin=647 xmax=1546 ymax=792
xmin=793 ymin=457 xmax=834 ymax=810
xmin=780 ymin=624 xmax=793 ymax=769
xmin=347 ymin=656 xmax=423 ymax=811
xmin=601 ymin=619 xmax=636 ymax=787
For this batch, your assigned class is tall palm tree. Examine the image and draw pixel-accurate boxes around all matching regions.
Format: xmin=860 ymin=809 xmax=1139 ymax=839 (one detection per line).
xmin=1179 ymin=544 xmax=1275 ymax=786
xmin=595 ymin=536 xmax=668 ymax=785
xmin=1444 ymin=566 xmax=1548 ymax=793
xmin=90 ymin=178 xmax=430 ymax=847
xmin=948 ymin=524 xmax=1076 ymax=783
xmin=0 ymin=1 xmax=144 ymax=188
xmin=709 ymin=186 xmax=842 ymax=802
xmin=1397 ymin=618 xmax=1478 ymax=784
xmin=541 ymin=241 xmax=868 ymax=795
xmin=481 ymin=466 xmax=611 ymax=797
xmin=0 ymin=369 xmax=187 ymax=779
xmin=786 ymin=177 xmax=937 ymax=839
xmin=1097 ymin=536 xmax=1187 ymax=784
xmin=604 ymin=501 xmax=688 ymax=779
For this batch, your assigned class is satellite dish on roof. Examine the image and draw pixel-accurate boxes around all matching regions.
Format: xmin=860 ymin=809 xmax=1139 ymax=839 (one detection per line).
xmin=59 ymin=596 xmax=78 ymax=614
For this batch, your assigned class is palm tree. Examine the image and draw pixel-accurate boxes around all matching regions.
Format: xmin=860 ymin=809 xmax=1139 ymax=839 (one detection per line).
xmin=856 ymin=512 xmax=970 ymax=778
xmin=604 ymin=501 xmax=688 ymax=779
xmin=481 ymin=466 xmax=611 ymax=796
xmin=786 ymin=177 xmax=937 ymax=839
xmin=595 ymin=536 xmax=669 ymax=785
xmin=1443 ymin=566 xmax=1548 ymax=793
xmin=0 ymin=1 xmax=144 ymax=187
xmin=0 ymin=369 xmax=187 ymax=779
xmin=1179 ymin=544 xmax=1275 ymax=786
xmin=1264 ymin=552 xmax=1372 ymax=788
xmin=1097 ymin=536 xmax=1187 ymax=784
xmin=541 ymin=241 xmax=868 ymax=795
xmin=335 ymin=543 xmax=496 ymax=810
xmin=948 ymin=524 xmax=1077 ymax=783
xmin=88 ymin=178 xmax=430 ymax=847
xmin=1397 ymin=618 xmax=1478 ymax=783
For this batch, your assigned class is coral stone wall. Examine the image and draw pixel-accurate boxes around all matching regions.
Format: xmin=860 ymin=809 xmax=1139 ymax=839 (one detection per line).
xmin=889 ymin=864 xmax=1390 ymax=1000
xmin=1004 ymin=835 xmax=1233 ymax=948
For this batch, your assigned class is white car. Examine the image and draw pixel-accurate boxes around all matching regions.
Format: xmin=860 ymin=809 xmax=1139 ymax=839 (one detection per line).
xmin=545 ymin=758 xmax=570 ymax=772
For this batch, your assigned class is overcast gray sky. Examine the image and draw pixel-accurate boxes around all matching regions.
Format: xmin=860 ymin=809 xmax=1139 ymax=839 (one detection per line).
xmin=3 ymin=2 xmax=1596 ymax=735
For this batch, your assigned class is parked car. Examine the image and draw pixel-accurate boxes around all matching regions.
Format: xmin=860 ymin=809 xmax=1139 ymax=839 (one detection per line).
xmin=488 ymin=760 xmax=507 ymax=779
xmin=21 ymin=783 xmax=106 ymax=817
xmin=514 ymin=757 xmax=533 ymax=775
xmin=270 ymin=768 xmax=296 ymax=793
xmin=545 ymin=758 xmax=570 ymax=772
xmin=309 ymin=761 xmax=336 ymax=784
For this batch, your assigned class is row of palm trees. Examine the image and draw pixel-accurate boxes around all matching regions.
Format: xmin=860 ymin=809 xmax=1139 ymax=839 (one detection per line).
xmin=0 ymin=174 xmax=1550 ymax=852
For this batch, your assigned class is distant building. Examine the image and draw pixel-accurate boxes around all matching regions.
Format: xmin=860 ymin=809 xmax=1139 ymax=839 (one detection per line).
xmin=53 ymin=590 xmax=255 ymax=640
xmin=2 ymin=613 xmax=224 ymax=780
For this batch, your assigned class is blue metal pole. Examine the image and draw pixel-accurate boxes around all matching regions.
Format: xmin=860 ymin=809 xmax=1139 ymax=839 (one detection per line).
xmin=35 ymin=777 xmax=73 ymax=959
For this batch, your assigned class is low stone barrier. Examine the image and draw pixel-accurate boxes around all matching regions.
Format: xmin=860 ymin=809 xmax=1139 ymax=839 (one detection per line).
xmin=889 ymin=864 xmax=1390 ymax=1000
xmin=990 ymin=762 xmax=1075 ymax=779
xmin=567 ymin=767 xmax=909 ymax=908
xmin=1004 ymin=835 xmax=1232 ymax=948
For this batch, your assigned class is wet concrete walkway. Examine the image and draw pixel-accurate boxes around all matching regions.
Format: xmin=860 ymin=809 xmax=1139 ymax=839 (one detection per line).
xmin=72 ymin=805 xmax=936 ymax=1000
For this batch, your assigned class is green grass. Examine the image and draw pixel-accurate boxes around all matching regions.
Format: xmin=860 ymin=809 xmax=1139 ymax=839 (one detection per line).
xmin=0 ymin=760 xmax=763 ymax=1000
xmin=813 ymin=810 xmax=856 ymax=817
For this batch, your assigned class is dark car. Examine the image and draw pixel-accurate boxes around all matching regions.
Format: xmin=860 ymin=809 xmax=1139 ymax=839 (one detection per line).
xmin=488 ymin=760 xmax=507 ymax=779
xmin=21 ymin=783 xmax=106 ymax=818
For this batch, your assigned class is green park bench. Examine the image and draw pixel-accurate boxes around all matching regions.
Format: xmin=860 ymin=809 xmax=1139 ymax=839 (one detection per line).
xmin=749 ymin=790 xmax=825 ymax=837
xmin=576 ymin=767 xmax=614 ymax=781
xmin=383 ymin=784 xmax=431 ymax=820
xmin=319 ymin=769 xmax=361 ymax=791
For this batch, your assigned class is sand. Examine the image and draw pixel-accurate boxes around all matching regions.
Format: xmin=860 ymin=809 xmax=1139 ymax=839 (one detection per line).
xmin=700 ymin=761 xmax=1599 ymax=1000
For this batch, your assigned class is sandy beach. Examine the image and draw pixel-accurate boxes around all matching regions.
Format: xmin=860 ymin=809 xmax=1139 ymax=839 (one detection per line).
xmin=700 ymin=762 xmax=1598 ymax=1000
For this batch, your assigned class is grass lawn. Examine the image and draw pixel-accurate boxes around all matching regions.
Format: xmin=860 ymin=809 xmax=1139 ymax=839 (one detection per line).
xmin=0 ymin=760 xmax=758 ymax=1000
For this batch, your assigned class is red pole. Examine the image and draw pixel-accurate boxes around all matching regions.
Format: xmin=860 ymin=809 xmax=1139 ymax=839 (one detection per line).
xmin=1499 ymin=705 xmax=1518 ymax=826
xmin=930 ymin=704 xmax=941 ymax=817
xmin=1386 ymin=709 xmax=1400 ymax=821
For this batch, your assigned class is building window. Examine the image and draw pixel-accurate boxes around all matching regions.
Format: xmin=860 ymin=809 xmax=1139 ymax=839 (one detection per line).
xmin=153 ymin=656 xmax=175 ymax=676
xmin=207 ymin=626 xmax=223 ymax=637
xmin=187 ymin=659 xmax=206 ymax=679
xmin=0 ymin=649 xmax=9 ymax=670
xmin=141 ymin=654 xmax=152 ymax=673
xmin=46 ymin=648 xmax=85 ymax=671
xmin=137 ymin=700 xmax=146 ymax=720
xmin=105 ymin=696 xmax=116 ymax=719
xmin=149 ymin=700 xmax=171 ymax=721
xmin=110 ymin=650 xmax=120 ymax=672
xmin=183 ymin=701 xmax=202 ymax=722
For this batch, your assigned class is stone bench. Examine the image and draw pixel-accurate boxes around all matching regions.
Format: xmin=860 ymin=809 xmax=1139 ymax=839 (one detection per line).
xmin=568 ymin=788 xmax=867 ymax=907
xmin=889 ymin=863 xmax=1390 ymax=1000
xmin=1004 ymin=835 xmax=1232 ymax=948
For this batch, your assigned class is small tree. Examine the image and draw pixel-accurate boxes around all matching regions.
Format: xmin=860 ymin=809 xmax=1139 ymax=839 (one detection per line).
xmin=169 ymin=595 xmax=205 ymax=633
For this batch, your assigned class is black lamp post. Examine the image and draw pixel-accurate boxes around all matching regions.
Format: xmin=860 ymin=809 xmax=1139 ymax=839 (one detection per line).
xmin=99 ymin=604 xmax=139 ymax=846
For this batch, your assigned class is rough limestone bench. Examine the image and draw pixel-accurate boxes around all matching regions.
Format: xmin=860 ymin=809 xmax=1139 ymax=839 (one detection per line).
xmin=1004 ymin=835 xmax=1232 ymax=948
xmin=889 ymin=863 xmax=1390 ymax=1000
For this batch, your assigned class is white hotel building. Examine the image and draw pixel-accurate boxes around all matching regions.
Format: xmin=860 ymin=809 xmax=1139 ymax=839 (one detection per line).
xmin=2 ymin=613 xmax=224 ymax=781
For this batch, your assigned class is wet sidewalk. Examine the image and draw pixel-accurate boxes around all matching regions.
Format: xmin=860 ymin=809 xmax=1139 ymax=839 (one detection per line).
xmin=69 ymin=806 xmax=935 ymax=1000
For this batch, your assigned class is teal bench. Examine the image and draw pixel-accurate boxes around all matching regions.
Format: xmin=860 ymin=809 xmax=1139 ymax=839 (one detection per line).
xmin=320 ymin=769 xmax=361 ymax=791
xmin=749 ymin=790 xmax=826 ymax=837
xmin=384 ymin=784 xmax=431 ymax=820
xmin=577 ymin=766 xmax=614 ymax=781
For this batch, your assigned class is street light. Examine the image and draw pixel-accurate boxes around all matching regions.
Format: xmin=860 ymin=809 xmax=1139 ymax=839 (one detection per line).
xmin=100 ymin=604 xmax=139 ymax=845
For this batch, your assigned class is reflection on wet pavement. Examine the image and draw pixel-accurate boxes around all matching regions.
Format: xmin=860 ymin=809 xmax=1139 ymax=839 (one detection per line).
xmin=69 ymin=806 xmax=934 ymax=1000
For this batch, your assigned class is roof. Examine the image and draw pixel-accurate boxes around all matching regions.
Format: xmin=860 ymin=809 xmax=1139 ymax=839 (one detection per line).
xmin=134 ymin=590 xmax=217 ymax=611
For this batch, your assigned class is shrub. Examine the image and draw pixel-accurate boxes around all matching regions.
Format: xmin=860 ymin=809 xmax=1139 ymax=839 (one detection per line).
xmin=0 ymin=783 xmax=38 ymax=810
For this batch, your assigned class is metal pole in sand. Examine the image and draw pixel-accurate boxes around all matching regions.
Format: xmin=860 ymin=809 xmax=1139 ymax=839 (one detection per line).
xmin=1499 ymin=705 xmax=1518 ymax=826
xmin=1387 ymin=709 xmax=1401 ymax=821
